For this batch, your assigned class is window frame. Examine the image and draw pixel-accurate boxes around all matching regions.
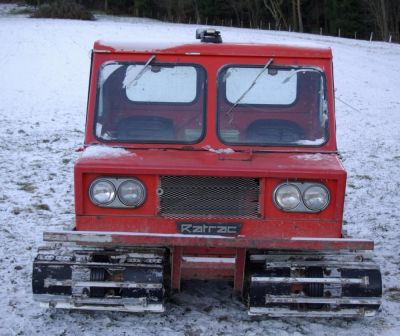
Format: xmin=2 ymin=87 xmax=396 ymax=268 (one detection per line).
xmin=93 ymin=61 xmax=208 ymax=145
xmin=216 ymin=63 xmax=330 ymax=148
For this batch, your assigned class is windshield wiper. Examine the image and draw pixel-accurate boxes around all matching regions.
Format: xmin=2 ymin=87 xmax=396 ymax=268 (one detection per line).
xmin=124 ymin=55 xmax=156 ymax=88
xmin=225 ymin=58 xmax=273 ymax=123
xmin=281 ymin=68 xmax=319 ymax=84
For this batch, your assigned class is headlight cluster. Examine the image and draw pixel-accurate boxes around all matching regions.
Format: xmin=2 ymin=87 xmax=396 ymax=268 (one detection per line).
xmin=89 ymin=178 xmax=146 ymax=208
xmin=273 ymin=182 xmax=329 ymax=212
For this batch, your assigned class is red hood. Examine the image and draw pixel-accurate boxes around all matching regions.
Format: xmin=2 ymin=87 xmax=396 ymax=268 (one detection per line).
xmin=75 ymin=148 xmax=345 ymax=179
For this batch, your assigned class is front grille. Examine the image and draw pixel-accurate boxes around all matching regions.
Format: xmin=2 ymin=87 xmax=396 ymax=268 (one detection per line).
xmin=159 ymin=176 xmax=260 ymax=218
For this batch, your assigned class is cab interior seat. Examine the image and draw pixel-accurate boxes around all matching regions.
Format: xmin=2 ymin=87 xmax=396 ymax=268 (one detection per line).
xmin=115 ymin=115 xmax=176 ymax=141
xmin=245 ymin=119 xmax=304 ymax=144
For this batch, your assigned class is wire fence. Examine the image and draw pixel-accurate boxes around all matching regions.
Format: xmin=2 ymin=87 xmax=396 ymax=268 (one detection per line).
xmin=159 ymin=14 xmax=399 ymax=44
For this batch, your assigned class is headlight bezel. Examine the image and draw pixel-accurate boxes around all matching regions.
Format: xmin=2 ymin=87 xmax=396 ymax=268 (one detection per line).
xmin=117 ymin=179 xmax=147 ymax=207
xmin=273 ymin=182 xmax=330 ymax=213
xmin=89 ymin=177 xmax=147 ymax=208
xmin=302 ymin=184 xmax=330 ymax=211
xmin=273 ymin=184 xmax=301 ymax=211
xmin=89 ymin=179 xmax=116 ymax=206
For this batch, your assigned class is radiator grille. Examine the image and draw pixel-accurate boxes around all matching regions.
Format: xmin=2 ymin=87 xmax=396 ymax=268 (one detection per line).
xmin=159 ymin=176 xmax=260 ymax=218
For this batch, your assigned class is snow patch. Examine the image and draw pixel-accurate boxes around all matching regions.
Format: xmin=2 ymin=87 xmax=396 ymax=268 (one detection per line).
xmin=81 ymin=145 xmax=135 ymax=158
xmin=96 ymin=40 xmax=184 ymax=53
xmin=202 ymin=145 xmax=235 ymax=154
xmin=292 ymin=153 xmax=325 ymax=161
xmin=295 ymin=137 xmax=325 ymax=145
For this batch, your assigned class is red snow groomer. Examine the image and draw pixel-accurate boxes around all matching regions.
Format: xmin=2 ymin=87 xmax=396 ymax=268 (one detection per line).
xmin=32 ymin=29 xmax=382 ymax=317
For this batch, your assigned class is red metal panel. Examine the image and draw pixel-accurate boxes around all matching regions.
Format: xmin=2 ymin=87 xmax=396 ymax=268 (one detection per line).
xmin=234 ymin=249 xmax=246 ymax=294
xmin=171 ymin=246 xmax=183 ymax=291
xmin=181 ymin=261 xmax=234 ymax=281
xmin=335 ymin=167 xmax=347 ymax=220
xmin=75 ymin=151 xmax=345 ymax=178
xmin=93 ymin=41 xmax=332 ymax=59
xmin=180 ymin=248 xmax=237 ymax=281
xmin=182 ymin=247 xmax=236 ymax=256
xmin=259 ymin=178 xmax=266 ymax=218
xmin=76 ymin=216 xmax=343 ymax=239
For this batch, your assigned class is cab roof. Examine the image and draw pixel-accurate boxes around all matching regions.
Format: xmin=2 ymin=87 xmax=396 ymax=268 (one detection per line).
xmin=93 ymin=40 xmax=332 ymax=59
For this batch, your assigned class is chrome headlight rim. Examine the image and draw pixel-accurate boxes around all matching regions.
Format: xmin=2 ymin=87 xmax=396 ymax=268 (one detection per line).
xmin=302 ymin=184 xmax=330 ymax=211
xmin=89 ymin=178 xmax=116 ymax=206
xmin=117 ymin=178 xmax=146 ymax=208
xmin=273 ymin=183 xmax=301 ymax=211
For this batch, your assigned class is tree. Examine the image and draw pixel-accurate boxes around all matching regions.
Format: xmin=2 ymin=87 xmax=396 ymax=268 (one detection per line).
xmin=262 ymin=0 xmax=287 ymax=29
xmin=291 ymin=0 xmax=297 ymax=31
xmin=192 ymin=0 xmax=201 ymax=23
xmin=388 ymin=0 xmax=400 ymax=41
xmin=364 ymin=0 xmax=389 ymax=40
xmin=227 ymin=0 xmax=245 ymax=26
xmin=296 ymin=0 xmax=303 ymax=32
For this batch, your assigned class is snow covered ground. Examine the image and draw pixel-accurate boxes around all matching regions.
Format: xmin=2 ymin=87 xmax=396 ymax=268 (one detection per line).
xmin=0 ymin=5 xmax=399 ymax=335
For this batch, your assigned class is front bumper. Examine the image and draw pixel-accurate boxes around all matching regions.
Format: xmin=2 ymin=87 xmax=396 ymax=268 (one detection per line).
xmin=43 ymin=230 xmax=374 ymax=251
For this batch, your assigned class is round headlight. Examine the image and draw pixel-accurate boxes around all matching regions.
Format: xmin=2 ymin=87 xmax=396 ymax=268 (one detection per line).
xmin=274 ymin=184 xmax=301 ymax=210
xmin=117 ymin=179 xmax=146 ymax=207
xmin=303 ymin=185 xmax=330 ymax=211
xmin=89 ymin=179 xmax=116 ymax=205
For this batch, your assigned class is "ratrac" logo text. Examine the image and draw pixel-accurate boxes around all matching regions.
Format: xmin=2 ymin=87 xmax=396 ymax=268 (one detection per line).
xmin=177 ymin=222 xmax=241 ymax=235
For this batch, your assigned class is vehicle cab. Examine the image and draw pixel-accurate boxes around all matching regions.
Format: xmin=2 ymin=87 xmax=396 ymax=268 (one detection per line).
xmin=78 ymin=32 xmax=343 ymax=237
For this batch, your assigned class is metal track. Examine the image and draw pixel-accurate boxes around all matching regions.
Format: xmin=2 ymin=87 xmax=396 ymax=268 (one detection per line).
xmin=247 ymin=251 xmax=382 ymax=318
xmin=32 ymin=244 xmax=167 ymax=313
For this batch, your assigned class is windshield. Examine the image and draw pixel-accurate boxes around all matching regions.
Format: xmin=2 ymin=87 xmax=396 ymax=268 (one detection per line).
xmin=218 ymin=66 xmax=328 ymax=146
xmin=94 ymin=61 xmax=206 ymax=143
